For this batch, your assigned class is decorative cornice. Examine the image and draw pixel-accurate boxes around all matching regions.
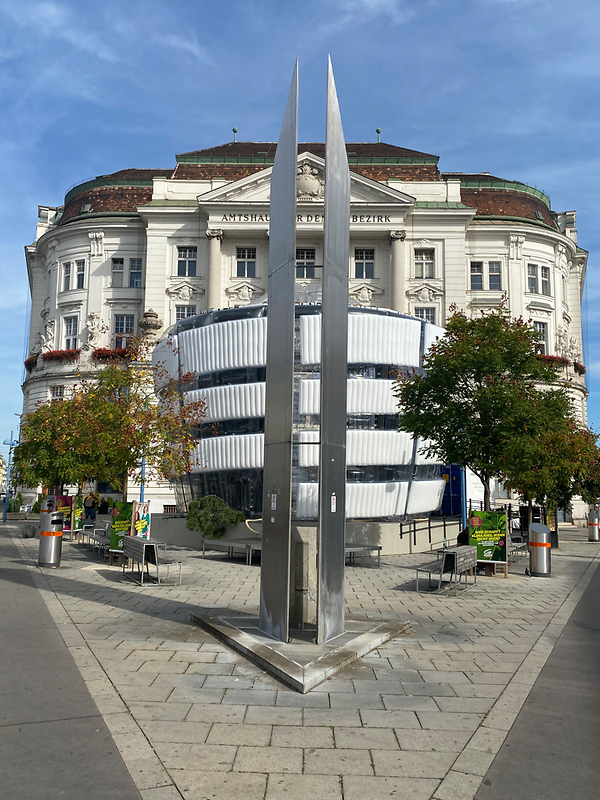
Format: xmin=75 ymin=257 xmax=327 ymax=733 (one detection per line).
xmin=206 ymin=229 xmax=223 ymax=241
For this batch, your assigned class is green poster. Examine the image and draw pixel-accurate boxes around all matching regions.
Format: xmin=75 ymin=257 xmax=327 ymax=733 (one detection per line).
xmin=73 ymin=497 xmax=83 ymax=531
xmin=110 ymin=501 xmax=133 ymax=551
xmin=469 ymin=511 xmax=507 ymax=563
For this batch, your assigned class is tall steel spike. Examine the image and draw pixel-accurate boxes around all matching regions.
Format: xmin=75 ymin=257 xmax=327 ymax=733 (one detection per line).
xmin=317 ymin=57 xmax=350 ymax=643
xmin=259 ymin=61 xmax=298 ymax=642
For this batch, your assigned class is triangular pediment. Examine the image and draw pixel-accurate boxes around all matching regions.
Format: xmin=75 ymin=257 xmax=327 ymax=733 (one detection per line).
xmin=197 ymin=152 xmax=415 ymax=207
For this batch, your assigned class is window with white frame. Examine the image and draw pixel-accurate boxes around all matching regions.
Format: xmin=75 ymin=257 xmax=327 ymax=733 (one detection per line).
xmin=76 ymin=260 xmax=85 ymax=289
xmin=354 ymin=248 xmax=374 ymax=279
xmin=236 ymin=247 xmax=256 ymax=278
xmin=470 ymin=260 xmax=502 ymax=291
xmin=64 ymin=316 xmax=78 ymax=349
xmin=470 ymin=262 xmax=483 ymax=290
xmin=527 ymin=263 xmax=539 ymax=294
xmin=129 ymin=258 xmax=142 ymax=288
xmin=541 ymin=266 xmax=551 ymax=296
xmin=415 ymin=307 xmax=436 ymax=324
xmin=415 ymin=249 xmax=435 ymax=279
xmin=63 ymin=262 xmax=71 ymax=291
xmin=114 ymin=314 xmax=134 ymax=348
xmin=50 ymin=385 xmax=64 ymax=401
xmin=112 ymin=258 xmax=124 ymax=288
xmin=489 ymin=261 xmax=502 ymax=290
xmin=177 ymin=246 xmax=197 ymax=277
xmin=533 ymin=321 xmax=548 ymax=355
xmin=176 ymin=305 xmax=197 ymax=320
xmin=296 ymin=248 xmax=316 ymax=279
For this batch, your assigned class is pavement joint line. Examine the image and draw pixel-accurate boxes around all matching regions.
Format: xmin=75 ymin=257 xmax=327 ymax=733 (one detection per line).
xmin=8 ymin=527 xmax=184 ymax=800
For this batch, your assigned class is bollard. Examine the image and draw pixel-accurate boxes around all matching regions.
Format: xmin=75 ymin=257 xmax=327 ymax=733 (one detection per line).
xmin=529 ymin=522 xmax=551 ymax=577
xmin=38 ymin=511 xmax=64 ymax=568
xmin=588 ymin=512 xmax=599 ymax=542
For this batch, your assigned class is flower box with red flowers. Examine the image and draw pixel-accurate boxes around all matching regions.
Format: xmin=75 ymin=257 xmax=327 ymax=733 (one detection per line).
xmin=91 ymin=347 xmax=130 ymax=362
xmin=539 ymin=354 xmax=570 ymax=369
xmin=24 ymin=355 xmax=38 ymax=371
xmin=41 ymin=349 xmax=81 ymax=363
xmin=573 ymin=361 xmax=587 ymax=376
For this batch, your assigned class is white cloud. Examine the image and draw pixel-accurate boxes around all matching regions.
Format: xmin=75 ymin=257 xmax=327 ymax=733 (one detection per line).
xmin=318 ymin=0 xmax=417 ymax=34
xmin=159 ymin=33 xmax=213 ymax=65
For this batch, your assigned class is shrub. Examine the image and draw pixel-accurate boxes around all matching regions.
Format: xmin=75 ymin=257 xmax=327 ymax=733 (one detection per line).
xmin=573 ymin=362 xmax=587 ymax=376
xmin=24 ymin=355 xmax=38 ymax=371
xmin=186 ymin=495 xmax=245 ymax=539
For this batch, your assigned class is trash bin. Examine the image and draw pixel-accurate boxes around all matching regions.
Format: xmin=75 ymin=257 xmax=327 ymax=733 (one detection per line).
xmin=588 ymin=512 xmax=599 ymax=542
xmin=38 ymin=511 xmax=64 ymax=568
xmin=529 ymin=522 xmax=551 ymax=577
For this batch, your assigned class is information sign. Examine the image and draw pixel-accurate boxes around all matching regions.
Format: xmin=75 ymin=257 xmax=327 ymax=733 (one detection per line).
xmin=469 ymin=511 xmax=507 ymax=564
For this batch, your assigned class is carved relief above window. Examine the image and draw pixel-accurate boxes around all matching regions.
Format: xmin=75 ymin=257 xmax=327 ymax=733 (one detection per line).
xmin=225 ymin=283 xmax=265 ymax=305
xmin=166 ymin=282 xmax=205 ymax=301
xmin=349 ymin=282 xmax=384 ymax=305
xmin=296 ymin=164 xmax=324 ymax=200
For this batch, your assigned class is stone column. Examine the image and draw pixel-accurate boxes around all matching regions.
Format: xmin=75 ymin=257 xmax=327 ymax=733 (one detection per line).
xmin=206 ymin=229 xmax=223 ymax=310
xmin=389 ymin=230 xmax=406 ymax=313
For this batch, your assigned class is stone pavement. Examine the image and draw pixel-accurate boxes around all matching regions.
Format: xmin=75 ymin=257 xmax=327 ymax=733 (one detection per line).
xmin=3 ymin=522 xmax=599 ymax=800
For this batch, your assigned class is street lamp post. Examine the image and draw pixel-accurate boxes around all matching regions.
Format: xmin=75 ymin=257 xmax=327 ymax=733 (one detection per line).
xmin=3 ymin=431 xmax=19 ymax=524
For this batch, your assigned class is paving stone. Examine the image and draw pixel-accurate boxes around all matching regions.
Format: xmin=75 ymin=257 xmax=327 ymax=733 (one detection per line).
xmin=433 ymin=697 xmax=496 ymax=714
xmin=416 ymin=712 xmax=483 ymax=732
xmin=276 ymin=691 xmax=331 ymax=707
xmin=160 ymin=742 xmax=237 ymax=771
xmin=433 ymin=769 xmax=482 ymax=799
xmin=343 ymin=775 xmax=440 ymax=800
xmin=418 ymin=670 xmax=470 ymax=684
xmin=234 ymin=745 xmax=303 ymax=774
xmin=265 ymin=773 xmax=343 ymax=799
xmin=360 ymin=710 xmax=420 ymax=729
xmin=245 ymin=706 xmax=303 ymax=726
xmin=170 ymin=769 xmax=267 ymax=800
xmin=452 ymin=749 xmax=496 ymax=776
xmin=353 ymin=679 xmax=407 ymax=695
xmin=142 ymin=720 xmax=210 ymax=744
xmin=186 ymin=702 xmax=247 ymax=724
xmin=271 ymin=726 xmax=334 ymax=749
xmin=382 ymin=695 xmax=439 ymax=712
xmin=167 ymin=687 xmax=225 ymax=704
xmin=334 ymin=727 xmax=399 ymax=750
xmin=303 ymin=708 xmax=362 ymax=727
xmin=184 ymin=662 xmax=236 ymax=675
xmin=207 ymin=722 xmax=272 ymax=746
xmin=372 ymin=749 xmax=455 ymax=778
xmin=466 ymin=726 xmax=508 ymax=753
xmin=304 ymin=748 xmax=374 ymax=775
xmin=329 ymin=692 xmax=385 ymax=709
xmin=139 ymin=785 xmax=182 ymax=800
xmin=223 ymin=689 xmax=277 ymax=705
xmin=395 ymin=730 xmax=472 ymax=752
xmin=125 ymin=757 xmax=174 ymax=791
xmin=401 ymin=682 xmax=457 ymax=697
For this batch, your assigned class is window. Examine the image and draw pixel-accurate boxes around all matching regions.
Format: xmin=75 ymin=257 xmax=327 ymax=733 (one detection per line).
xmin=176 ymin=305 xmax=197 ymax=320
xmin=63 ymin=262 xmax=71 ymax=292
xmin=177 ymin=246 xmax=197 ymax=277
xmin=112 ymin=258 xmax=124 ymax=288
xmin=541 ymin=266 xmax=551 ymax=296
xmin=470 ymin=262 xmax=483 ymax=290
xmin=415 ymin=249 xmax=435 ymax=279
xmin=76 ymin=260 xmax=85 ymax=289
xmin=114 ymin=314 xmax=134 ymax=348
xmin=296 ymin=248 xmax=316 ymax=279
xmin=489 ymin=261 xmax=502 ymax=291
xmin=50 ymin=385 xmax=64 ymax=401
xmin=129 ymin=258 xmax=142 ymax=288
xmin=415 ymin=307 xmax=436 ymax=324
xmin=354 ymin=249 xmax=374 ymax=279
xmin=236 ymin=247 xmax=256 ymax=278
xmin=64 ymin=317 xmax=78 ymax=349
xmin=533 ymin=321 xmax=548 ymax=355
xmin=527 ymin=263 xmax=538 ymax=294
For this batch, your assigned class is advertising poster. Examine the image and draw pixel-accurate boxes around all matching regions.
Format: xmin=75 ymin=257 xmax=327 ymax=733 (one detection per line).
xmin=55 ymin=495 xmax=73 ymax=530
xmin=132 ymin=501 xmax=151 ymax=539
xmin=469 ymin=511 xmax=507 ymax=563
xmin=73 ymin=496 xmax=83 ymax=531
xmin=110 ymin=501 xmax=134 ymax=551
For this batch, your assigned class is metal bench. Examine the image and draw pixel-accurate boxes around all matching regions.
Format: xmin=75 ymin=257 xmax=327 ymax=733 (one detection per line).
xmin=416 ymin=545 xmax=477 ymax=595
xmin=345 ymin=543 xmax=382 ymax=567
xmin=122 ymin=536 xmax=182 ymax=586
xmin=202 ymin=539 xmax=253 ymax=562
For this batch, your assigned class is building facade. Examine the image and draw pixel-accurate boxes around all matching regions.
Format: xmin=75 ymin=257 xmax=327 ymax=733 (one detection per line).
xmin=23 ymin=141 xmax=589 ymax=510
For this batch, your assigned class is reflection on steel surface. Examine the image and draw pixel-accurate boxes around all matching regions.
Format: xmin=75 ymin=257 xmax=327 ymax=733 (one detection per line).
xmin=317 ymin=58 xmax=351 ymax=644
xmin=259 ymin=61 xmax=298 ymax=642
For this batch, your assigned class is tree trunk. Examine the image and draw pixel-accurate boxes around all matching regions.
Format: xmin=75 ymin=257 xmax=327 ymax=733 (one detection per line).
xmin=483 ymin=477 xmax=491 ymax=512
xmin=122 ymin=472 xmax=128 ymax=503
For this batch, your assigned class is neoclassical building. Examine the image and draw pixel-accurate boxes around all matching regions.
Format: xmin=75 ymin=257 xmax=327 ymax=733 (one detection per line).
xmin=23 ymin=140 xmax=588 ymax=510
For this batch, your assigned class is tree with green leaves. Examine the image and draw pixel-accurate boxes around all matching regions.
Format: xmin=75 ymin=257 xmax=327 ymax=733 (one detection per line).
xmin=13 ymin=355 xmax=205 ymax=496
xmin=394 ymin=308 xmax=589 ymax=511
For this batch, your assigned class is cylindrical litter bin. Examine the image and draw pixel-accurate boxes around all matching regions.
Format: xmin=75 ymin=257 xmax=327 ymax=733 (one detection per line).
xmin=588 ymin=512 xmax=599 ymax=542
xmin=529 ymin=522 xmax=551 ymax=577
xmin=38 ymin=511 xmax=64 ymax=568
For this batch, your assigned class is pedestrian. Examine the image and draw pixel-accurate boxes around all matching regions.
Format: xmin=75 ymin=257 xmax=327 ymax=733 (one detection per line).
xmin=98 ymin=498 xmax=109 ymax=515
xmin=83 ymin=492 xmax=97 ymax=520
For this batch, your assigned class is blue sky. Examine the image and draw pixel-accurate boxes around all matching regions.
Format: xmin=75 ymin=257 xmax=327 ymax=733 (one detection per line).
xmin=1 ymin=0 xmax=599 ymax=462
